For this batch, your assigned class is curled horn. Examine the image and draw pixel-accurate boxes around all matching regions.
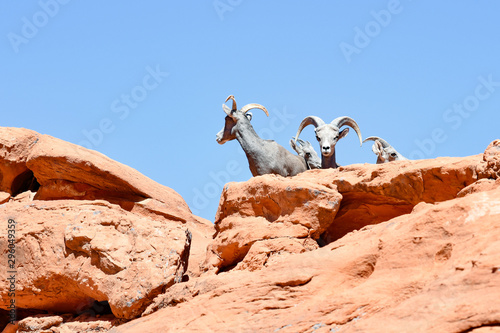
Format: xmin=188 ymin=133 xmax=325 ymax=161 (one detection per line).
xmin=331 ymin=116 xmax=363 ymax=146
xmin=292 ymin=137 xmax=306 ymax=146
xmin=363 ymin=136 xmax=391 ymax=148
xmin=294 ymin=116 xmax=326 ymax=144
xmin=225 ymin=95 xmax=237 ymax=111
xmin=240 ymin=103 xmax=269 ymax=117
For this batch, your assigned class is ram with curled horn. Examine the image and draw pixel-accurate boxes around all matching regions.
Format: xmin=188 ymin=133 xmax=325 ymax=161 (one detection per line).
xmin=216 ymin=95 xmax=308 ymax=177
xmin=363 ymin=136 xmax=407 ymax=163
xmin=294 ymin=115 xmax=363 ymax=169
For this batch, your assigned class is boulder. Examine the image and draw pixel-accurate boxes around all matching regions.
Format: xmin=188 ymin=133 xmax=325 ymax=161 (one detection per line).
xmin=110 ymin=181 xmax=500 ymax=333
xmin=0 ymin=127 xmax=214 ymax=322
xmin=482 ymin=139 xmax=500 ymax=177
xmin=26 ymin=133 xmax=191 ymax=223
xmin=457 ymin=178 xmax=500 ymax=197
xmin=0 ymin=128 xmax=39 ymax=195
xmin=204 ymin=154 xmax=489 ymax=272
xmin=0 ymin=200 xmax=190 ymax=319
xmin=295 ymin=155 xmax=485 ymax=242
xmin=203 ymin=175 xmax=342 ymax=272
xmin=3 ymin=127 xmax=500 ymax=333
xmin=4 ymin=313 xmax=126 ymax=333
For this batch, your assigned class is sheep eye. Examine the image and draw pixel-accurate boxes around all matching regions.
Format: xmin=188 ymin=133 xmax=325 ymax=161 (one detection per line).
xmin=391 ymin=153 xmax=397 ymax=157
xmin=306 ymin=153 xmax=311 ymax=157
xmin=315 ymin=135 xmax=320 ymax=141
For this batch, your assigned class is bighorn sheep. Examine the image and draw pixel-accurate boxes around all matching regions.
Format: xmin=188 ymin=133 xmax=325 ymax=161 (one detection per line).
xmin=363 ymin=136 xmax=407 ymax=163
xmin=216 ymin=95 xmax=307 ymax=177
xmin=294 ymin=116 xmax=363 ymax=169
xmin=290 ymin=137 xmax=321 ymax=170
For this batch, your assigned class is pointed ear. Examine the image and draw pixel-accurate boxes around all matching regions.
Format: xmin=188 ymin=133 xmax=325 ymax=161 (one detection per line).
xmin=339 ymin=128 xmax=349 ymax=139
xmin=245 ymin=112 xmax=253 ymax=121
xmin=290 ymin=139 xmax=303 ymax=154
xmin=222 ymin=104 xmax=233 ymax=117
xmin=372 ymin=140 xmax=383 ymax=155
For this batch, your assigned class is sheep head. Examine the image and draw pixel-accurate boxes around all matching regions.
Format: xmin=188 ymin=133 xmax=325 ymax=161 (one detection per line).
xmin=363 ymin=136 xmax=406 ymax=163
xmin=295 ymin=116 xmax=362 ymax=158
xmin=216 ymin=95 xmax=269 ymax=145
xmin=290 ymin=137 xmax=321 ymax=169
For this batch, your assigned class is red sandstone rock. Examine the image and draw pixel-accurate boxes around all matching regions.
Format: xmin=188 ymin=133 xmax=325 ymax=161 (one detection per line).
xmin=110 ymin=141 xmax=500 ymax=333
xmin=3 ymin=313 xmax=127 ymax=333
xmin=0 ymin=128 xmax=39 ymax=195
xmin=130 ymin=198 xmax=213 ymax=278
xmin=3 ymin=128 xmax=500 ymax=332
xmin=17 ymin=315 xmax=63 ymax=332
xmin=0 ymin=200 xmax=190 ymax=319
xmin=111 ymin=183 xmax=500 ymax=333
xmin=0 ymin=192 xmax=10 ymax=205
xmin=203 ymin=174 xmax=342 ymax=272
xmin=457 ymin=178 xmax=500 ymax=197
xmin=27 ymin=133 xmax=191 ymax=222
xmin=204 ymin=154 xmax=489 ymax=273
xmin=296 ymin=155 xmax=486 ymax=243
xmin=0 ymin=127 xmax=214 ymax=324
xmin=482 ymin=139 xmax=500 ymax=177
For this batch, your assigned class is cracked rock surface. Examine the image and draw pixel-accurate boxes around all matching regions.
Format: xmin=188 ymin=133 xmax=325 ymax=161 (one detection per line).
xmin=0 ymin=127 xmax=213 ymax=323
xmin=2 ymin=127 xmax=500 ymax=333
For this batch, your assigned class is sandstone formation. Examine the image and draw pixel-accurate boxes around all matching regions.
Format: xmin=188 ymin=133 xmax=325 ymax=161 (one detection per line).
xmin=0 ymin=128 xmax=213 ymax=326
xmin=2 ymin=127 xmax=500 ymax=333
xmin=204 ymin=175 xmax=342 ymax=272
xmin=4 ymin=313 xmax=127 ymax=333
xmin=297 ymin=154 xmax=485 ymax=243
xmin=203 ymin=151 xmax=490 ymax=273
xmin=114 ymin=183 xmax=500 ymax=332
xmin=1 ymin=199 xmax=191 ymax=319
xmin=111 ymin=141 xmax=500 ymax=333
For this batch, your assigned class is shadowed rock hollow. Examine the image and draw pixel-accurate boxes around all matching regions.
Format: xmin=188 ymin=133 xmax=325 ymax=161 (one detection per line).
xmin=1 ymin=128 xmax=500 ymax=333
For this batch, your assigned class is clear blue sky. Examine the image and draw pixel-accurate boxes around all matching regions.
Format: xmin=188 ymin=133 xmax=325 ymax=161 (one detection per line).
xmin=1 ymin=1 xmax=499 ymax=221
